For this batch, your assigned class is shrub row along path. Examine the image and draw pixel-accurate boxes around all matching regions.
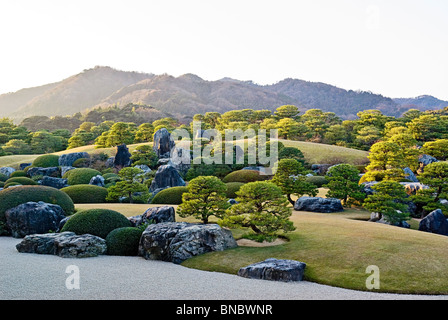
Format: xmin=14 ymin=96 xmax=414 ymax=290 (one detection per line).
xmin=1 ymin=237 xmax=446 ymax=300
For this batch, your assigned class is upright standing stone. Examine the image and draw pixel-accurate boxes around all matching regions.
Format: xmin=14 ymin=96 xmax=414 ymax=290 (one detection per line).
xmin=153 ymin=128 xmax=175 ymax=159
xmin=114 ymin=144 xmax=132 ymax=170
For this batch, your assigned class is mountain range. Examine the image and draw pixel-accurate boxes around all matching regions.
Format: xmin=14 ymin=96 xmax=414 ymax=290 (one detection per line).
xmin=0 ymin=66 xmax=447 ymax=123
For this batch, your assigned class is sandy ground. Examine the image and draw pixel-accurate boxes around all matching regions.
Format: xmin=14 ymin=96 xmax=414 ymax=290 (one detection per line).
xmin=1 ymin=237 xmax=447 ymax=301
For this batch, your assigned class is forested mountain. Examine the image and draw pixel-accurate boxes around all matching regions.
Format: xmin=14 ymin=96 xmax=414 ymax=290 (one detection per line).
xmin=1 ymin=66 xmax=446 ymax=123
xmin=393 ymin=95 xmax=448 ymax=111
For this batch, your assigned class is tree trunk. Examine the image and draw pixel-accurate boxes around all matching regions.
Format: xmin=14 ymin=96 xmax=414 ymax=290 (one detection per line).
xmin=287 ymin=194 xmax=295 ymax=206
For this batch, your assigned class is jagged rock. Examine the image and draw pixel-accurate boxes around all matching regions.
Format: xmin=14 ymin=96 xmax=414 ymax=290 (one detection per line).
xmin=0 ymin=167 xmax=16 ymax=178
xmin=89 ymin=175 xmax=105 ymax=187
xmin=41 ymin=176 xmax=68 ymax=189
xmin=60 ymin=166 xmax=75 ymax=177
xmin=58 ymin=152 xmax=90 ymax=167
xmin=105 ymin=157 xmax=115 ymax=168
xmin=361 ymin=181 xmax=379 ymax=196
xmin=419 ymin=209 xmax=448 ymax=236
xmin=418 ymin=154 xmax=439 ymax=174
xmin=16 ymin=232 xmax=107 ymax=258
xmin=400 ymin=182 xmax=429 ymax=195
xmin=228 ymin=199 xmax=239 ymax=205
xmin=138 ymin=222 xmax=237 ymax=264
xmin=170 ymin=147 xmax=191 ymax=175
xmin=294 ymin=196 xmax=344 ymax=213
xmin=114 ymin=144 xmax=132 ymax=170
xmin=5 ymin=201 xmax=66 ymax=238
xmin=19 ymin=163 xmax=32 ymax=170
xmin=238 ymin=258 xmax=306 ymax=282
xmin=128 ymin=206 xmax=176 ymax=226
xmin=153 ymin=128 xmax=175 ymax=159
xmin=403 ymin=167 xmax=419 ymax=182
xmin=311 ymin=164 xmax=332 ymax=175
xmin=27 ymin=167 xmax=60 ymax=178
xmin=149 ymin=165 xmax=185 ymax=191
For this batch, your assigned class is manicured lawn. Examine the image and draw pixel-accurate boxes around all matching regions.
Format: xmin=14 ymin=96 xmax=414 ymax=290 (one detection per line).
xmin=76 ymin=202 xmax=448 ymax=295
xmin=279 ymin=139 xmax=369 ymax=165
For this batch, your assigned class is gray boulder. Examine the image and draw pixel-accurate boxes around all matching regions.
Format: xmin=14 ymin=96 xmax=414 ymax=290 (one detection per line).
xmin=403 ymin=167 xmax=418 ymax=182
xmin=419 ymin=209 xmax=448 ymax=236
xmin=5 ymin=201 xmax=66 ymax=238
xmin=138 ymin=222 xmax=237 ymax=264
xmin=128 ymin=206 xmax=176 ymax=226
xmin=294 ymin=196 xmax=344 ymax=213
xmin=27 ymin=167 xmax=60 ymax=178
xmin=60 ymin=166 xmax=75 ymax=177
xmin=40 ymin=176 xmax=68 ymax=189
xmin=0 ymin=167 xmax=16 ymax=178
xmin=238 ymin=258 xmax=306 ymax=282
xmin=418 ymin=154 xmax=439 ymax=173
xmin=58 ymin=152 xmax=90 ymax=167
xmin=89 ymin=175 xmax=105 ymax=187
xmin=153 ymin=128 xmax=175 ymax=159
xmin=150 ymin=164 xmax=185 ymax=191
xmin=16 ymin=232 xmax=107 ymax=258
xmin=361 ymin=181 xmax=379 ymax=196
xmin=19 ymin=163 xmax=32 ymax=170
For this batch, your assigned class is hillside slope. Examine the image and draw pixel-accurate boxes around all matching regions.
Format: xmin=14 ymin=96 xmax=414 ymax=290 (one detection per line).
xmin=1 ymin=66 xmax=446 ymax=122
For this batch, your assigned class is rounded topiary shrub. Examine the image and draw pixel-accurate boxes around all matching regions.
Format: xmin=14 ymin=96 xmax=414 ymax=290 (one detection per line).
xmin=60 ymin=208 xmax=132 ymax=239
xmin=4 ymin=182 xmax=22 ymax=188
xmin=5 ymin=177 xmax=38 ymax=186
xmin=305 ymin=176 xmax=328 ymax=188
xmin=0 ymin=185 xmax=75 ymax=222
xmin=222 ymin=170 xmax=269 ymax=183
xmin=225 ymin=182 xmax=244 ymax=199
xmin=105 ymin=227 xmax=143 ymax=256
xmin=61 ymin=184 xmax=108 ymax=203
xmin=9 ymin=170 xmax=27 ymax=178
xmin=32 ymin=154 xmax=60 ymax=168
xmin=151 ymin=186 xmax=188 ymax=205
xmin=63 ymin=168 xmax=102 ymax=185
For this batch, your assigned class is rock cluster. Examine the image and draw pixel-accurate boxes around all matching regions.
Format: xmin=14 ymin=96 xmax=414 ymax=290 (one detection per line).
xmin=138 ymin=222 xmax=237 ymax=264
xmin=16 ymin=232 xmax=107 ymax=258
xmin=5 ymin=201 xmax=66 ymax=238
xmin=294 ymin=196 xmax=344 ymax=213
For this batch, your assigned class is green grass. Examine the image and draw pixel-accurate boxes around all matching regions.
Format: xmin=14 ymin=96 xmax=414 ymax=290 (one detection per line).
xmin=278 ymin=139 xmax=369 ymax=165
xmin=75 ymin=202 xmax=448 ymax=295
xmin=0 ymin=139 xmax=368 ymax=169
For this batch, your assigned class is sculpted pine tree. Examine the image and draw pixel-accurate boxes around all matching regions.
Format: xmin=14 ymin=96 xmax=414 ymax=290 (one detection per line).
xmin=220 ymin=181 xmax=295 ymax=240
xmin=178 ymin=176 xmax=229 ymax=224
xmin=324 ymin=164 xmax=365 ymax=207
xmin=272 ymin=159 xmax=318 ymax=205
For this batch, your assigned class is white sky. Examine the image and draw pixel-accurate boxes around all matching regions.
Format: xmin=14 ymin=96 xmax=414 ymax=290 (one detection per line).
xmin=0 ymin=0 xmax=447 ymax=100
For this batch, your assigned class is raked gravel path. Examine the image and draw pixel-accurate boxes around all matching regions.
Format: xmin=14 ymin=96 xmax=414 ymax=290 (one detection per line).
xmin=0 ymin=237 xmax=446 ymax=300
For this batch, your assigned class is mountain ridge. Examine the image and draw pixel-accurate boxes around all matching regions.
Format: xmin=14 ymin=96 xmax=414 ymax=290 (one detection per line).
xmin=1 ymin=66 xmax=446 ymax=123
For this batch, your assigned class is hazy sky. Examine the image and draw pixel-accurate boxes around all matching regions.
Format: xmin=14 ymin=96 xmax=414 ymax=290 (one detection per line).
xmin=0 ymin=0 xmax=447 ymax=100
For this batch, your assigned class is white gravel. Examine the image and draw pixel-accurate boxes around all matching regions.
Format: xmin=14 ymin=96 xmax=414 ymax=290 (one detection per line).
xmin=1 ymin=237 xmax=446 ymax=300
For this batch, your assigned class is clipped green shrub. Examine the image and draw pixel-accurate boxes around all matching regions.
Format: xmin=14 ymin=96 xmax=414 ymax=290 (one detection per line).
xmin=151 ymin=186 xmax=188 ymax=205
xmin=5 ymin=177 xmax=38 ymax=186
xmin=4 ymin=182 xmax=22 ymax=188
xmin=0 ymin=173 xmax=8 ymax=182
xmin=61 ymin=184 xmax=108 ymax=203
xmin=105 ymin=227 xmax=143 ymax=256
xmin=32 ymin=154 xmax=60 ymax=168
xmin=102 ymin=173 xmax=121 ymax=187
xmin=72 ymin=158 xmax=89 ymax=168
xmin=306 ymin=176 xmax=328 ymax=188
xmin=63 ymin=168 xmax=101 ymax=185
xmin=10 ymin=170 xmax=27 ymax=178
xmin=222 ymin=170 xmax=269 ymax=183
xmin=0 ymin=185 xmax=75 ymax=222
xmin=0 ymin=181 xmax=4 ymax=188
xmin=225 ymin=182 xmax=244 ymax=199
xmin=60 ymin=208 xmax=132 ymax=239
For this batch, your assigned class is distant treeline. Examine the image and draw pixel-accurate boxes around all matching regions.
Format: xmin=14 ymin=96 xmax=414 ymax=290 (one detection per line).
xmin=1 ymin=103 xmax=447 ymax=156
